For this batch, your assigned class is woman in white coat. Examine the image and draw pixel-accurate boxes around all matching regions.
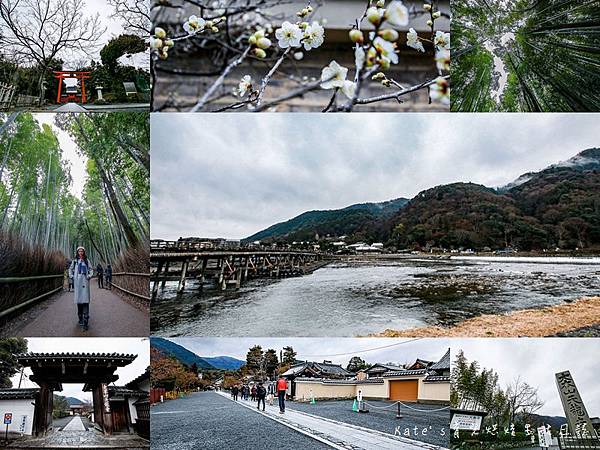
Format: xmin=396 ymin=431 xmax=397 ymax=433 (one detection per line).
xmin=69 ymin=246 xmax=93 ymax=331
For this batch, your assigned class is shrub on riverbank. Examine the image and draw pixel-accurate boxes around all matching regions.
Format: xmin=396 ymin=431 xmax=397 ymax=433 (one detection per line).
xmin=0 ymin=230 xmax=66 ymax=318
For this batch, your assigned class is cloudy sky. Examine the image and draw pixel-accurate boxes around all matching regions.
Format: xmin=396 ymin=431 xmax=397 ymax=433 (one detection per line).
xmin=456 ymin=338 xmax=600 ymax=417
xmin=159 ymin=337 xmax=449 ymax=369
xmin=35 ymin=114 xmax=87 ymax=197
xmin=151 ymin=113 xmax=600 ymax=240
xmin=10 ymin=338 xmax=149 ymax=403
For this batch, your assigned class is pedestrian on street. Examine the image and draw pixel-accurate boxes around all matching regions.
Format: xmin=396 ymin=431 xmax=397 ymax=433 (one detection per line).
xmin=105 ymin=263 xmax=113 ymax=289
xmin=96 ymin=263 xmax=104 ymax=289
xmin=69 ymin=247 xmax=93 ymax=331
xmin=251 ymin=385 xmax=257 ymax=401
xmin=232 ymin=385 xmax=239 ymax=401
xmin=257 ymin=382 xmax=266 ymax=411
xmin=276 ymin=375 xmax=287 ymax=414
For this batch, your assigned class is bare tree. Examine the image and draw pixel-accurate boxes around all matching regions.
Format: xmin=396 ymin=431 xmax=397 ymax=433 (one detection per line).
xmin=108 ymin=0 xmax=151 ymax=36
xmin=0 ymin=0 xmax=105 ymax=91
xmin=505 ymin=376 xmax=544 ymax=425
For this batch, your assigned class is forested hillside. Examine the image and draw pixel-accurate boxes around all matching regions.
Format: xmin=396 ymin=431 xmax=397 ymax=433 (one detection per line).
xmin=250 ymin=149 xmax=600 ymax=252
xmin=245 ymin=198 xmax=408 ymax=242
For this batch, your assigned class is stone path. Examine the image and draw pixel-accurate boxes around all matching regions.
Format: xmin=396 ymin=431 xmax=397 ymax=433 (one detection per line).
xmin=54 ymin=102 xmax=88 ymax=112
xmin=62 ymin=416 xmax=86 ymax=431
xmin=8 ymin=283 xmax=149 ymax=337
xmin=217 ymin=392 xmax=447 ymax=450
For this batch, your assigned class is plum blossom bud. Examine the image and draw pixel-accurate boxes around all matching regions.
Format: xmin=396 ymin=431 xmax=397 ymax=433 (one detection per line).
xmin=253 ymin=48 xmax=267 ymax=58
xmin=433 ymin=11 xmax=441 ymax=18
xmin=427 ymin=19 xmax=433 ymax=26
xmin=257 ymin=37 xmax=272 ymax=49
xmin=423 ymin=3 xmax=431 ymax=11
xmin=367 ymin=7 xmax=382 ymax=25
xmin=372 ymin=72 xmax=386 ymax=81
xmin=379 ymin=29 xmax=399 ymax=41
xmin=294 ymin=51 xmax=304 ymax=60
xmin=154 ymin=27 xmax=166 ymax=38
xmin=211 ymin=26 xmax=219 ymax=32
xmin=249 ymin=35 xmax=257 ymax=45
xmin=376 ymin=0 xmax=385 ymax=6
xmin=164 ymin=39 xmax=174 ymax=48
xmin=349 ymin=29 xmax=364 ymax=44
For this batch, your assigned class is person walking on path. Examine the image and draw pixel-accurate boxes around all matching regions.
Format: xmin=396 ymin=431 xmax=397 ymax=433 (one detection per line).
xmin=232 ymin=385 xmax=239 ymax=401
xmin=251 ymin=385 xmax=257 ymax=401
xmin=105 ymin=264 xmax=113 ymax=289
xmin=96 ymin=263 xmax=104 ymax=289
xmin=256 ymin=382 xmax=266 ymax=411
xmin=69 ymin=247 xmax=93 ymax=331
xmin=276 ymin=375 xmax=288 ymax=414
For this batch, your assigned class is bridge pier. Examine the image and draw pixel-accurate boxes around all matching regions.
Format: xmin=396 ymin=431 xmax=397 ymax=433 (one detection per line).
xmin=177 ymin=260 xmax=189 ymax=294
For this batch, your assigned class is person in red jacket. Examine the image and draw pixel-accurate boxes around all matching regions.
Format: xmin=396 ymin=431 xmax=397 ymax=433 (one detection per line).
xmin=276 ymin=375 xmax=288 ymax=414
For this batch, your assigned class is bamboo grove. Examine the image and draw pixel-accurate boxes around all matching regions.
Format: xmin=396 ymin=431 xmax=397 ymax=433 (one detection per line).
xmin=0 ymin=112 xmax=149 ymax=276
xmin=451 ymin=0 xmax=600 ymax=111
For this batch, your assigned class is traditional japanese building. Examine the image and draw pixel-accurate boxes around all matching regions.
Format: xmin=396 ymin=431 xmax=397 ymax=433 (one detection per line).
xmin=293 ymin=349 xmax=450 ymax=403
xmin=12 ymin=352 xmax=143 ymax=436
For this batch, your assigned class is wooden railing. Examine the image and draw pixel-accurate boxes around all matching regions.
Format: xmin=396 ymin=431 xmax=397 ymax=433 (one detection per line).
xmin=110 ymin=272 xmax=150 ymax=301
xmin=0 ymin=273 xmax=64 ymax=319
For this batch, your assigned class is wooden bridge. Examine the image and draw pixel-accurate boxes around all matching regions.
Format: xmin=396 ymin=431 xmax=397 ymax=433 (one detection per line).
xmin=150 ymin=240 xmax=325 ymax=297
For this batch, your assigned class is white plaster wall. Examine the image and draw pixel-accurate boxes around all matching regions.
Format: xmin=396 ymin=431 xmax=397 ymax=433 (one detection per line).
xmin=356 ymin=383 xmax=387 ymax=399
xmin=0 ymin=399 xmax=35 ymax=435
xmin=128 ymin=398 xmax=138 ymax=423
xmin=419 ymin=382 xmax=450 ymax=403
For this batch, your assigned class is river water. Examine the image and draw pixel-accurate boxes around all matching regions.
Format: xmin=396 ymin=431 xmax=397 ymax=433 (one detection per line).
xmin=151 ymin=257 xmax=600 ymax=336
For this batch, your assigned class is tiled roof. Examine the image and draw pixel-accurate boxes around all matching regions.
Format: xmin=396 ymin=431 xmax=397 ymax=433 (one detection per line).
xmin=424 ymin=375 xmax=450 ymax=383
xmin=126 ymin=368 xmax=150 ymax=389
xmin=366 ymin=364 xmax=403 ymax=372
xmin=108 ymin=386 xmax=149 ymax=397
xmin=430 ymin=349 xmax=450 ymax=371
xmin=17 ymin=352 xmax=137 ymax=363
xmin=383 ymin=369 xmax=427 ymax=377
xmin=0 ymin=388 xmax=39 ymax=399
xmin=283 ymin=361 xmax=351 ymax=378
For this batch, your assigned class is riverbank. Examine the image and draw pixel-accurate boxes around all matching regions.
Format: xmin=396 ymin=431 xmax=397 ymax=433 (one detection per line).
xmin=375 ymin=296 xmax=600 ymax=337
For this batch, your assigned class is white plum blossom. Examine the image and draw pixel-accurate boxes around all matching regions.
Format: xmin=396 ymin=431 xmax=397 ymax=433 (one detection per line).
xmin=341 ymin=79 xmax=356 ymax=99
xmin=429 ymin=76 xmax=449 ymax=105
xmin=373 ymin=37 xmax=399 ymax=64
xmin=320 ymin=60 xmax=348 ymax=89
xmin=434 ymin=31 xmax=450 ymax=50
xmin=275 ymin=21 xmax=303 ymax=48
xmin=355 ymin=46 xmax=365 ymax=71
xmin=238 ymin=75 xmax=253 ymax=97
xmin=407 ymin=28 xmax=425 ymax=52
xmin=303 ymin=22 xmax=325 ymax=50
xmin=385 ymin=1 xmax=410 ymax=28
xmin=183 ymin=15 xmax=206 ymax=35
xmin=435 ymin=48 xmax=450 ymax=71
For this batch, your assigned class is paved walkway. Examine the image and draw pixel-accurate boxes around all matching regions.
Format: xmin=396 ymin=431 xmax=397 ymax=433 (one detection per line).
xmin=8 ymin=283 xmax=149 ymax=337
xmin=217 ymin=392 xmax=447 ymax=450
xmin=151 ymin=391 xmax=330 ymax=450
xmin=62 ymin=416 xmax=86 ymax=431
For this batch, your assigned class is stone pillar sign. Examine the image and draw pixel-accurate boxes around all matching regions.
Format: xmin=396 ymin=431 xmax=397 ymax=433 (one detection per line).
xmin=555 ymin=371 xmax=597 ymax=438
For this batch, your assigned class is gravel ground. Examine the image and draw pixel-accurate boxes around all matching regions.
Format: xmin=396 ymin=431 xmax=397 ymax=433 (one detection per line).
xmin=151 ymin=391 xmax=332 ymax=450
xmin=289 ymin=399 xmax=450 ymax=447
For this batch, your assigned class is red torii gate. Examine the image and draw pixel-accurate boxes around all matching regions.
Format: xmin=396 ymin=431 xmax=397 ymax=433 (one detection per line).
xmin=53 ymin=71 xmax=91 ymax=104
